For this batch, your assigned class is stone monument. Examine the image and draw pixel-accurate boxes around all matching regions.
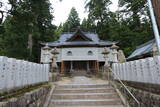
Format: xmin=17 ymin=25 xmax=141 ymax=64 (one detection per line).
xmin=118 ymin=50 xmax=126 ymax=63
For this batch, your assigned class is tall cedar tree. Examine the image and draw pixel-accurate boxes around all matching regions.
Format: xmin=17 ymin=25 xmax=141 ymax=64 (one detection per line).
xmin=1 ymin=0 xmax=56 ymax=62
xmin=80 ymin=18 xmax=96 ymax=32
xmin=63 ymin=7 xmax=80 ymax=32
xmin=85 ymin=0 xmax=112 ymax=40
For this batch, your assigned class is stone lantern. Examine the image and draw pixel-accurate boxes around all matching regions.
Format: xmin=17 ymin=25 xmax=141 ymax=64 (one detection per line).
xmin=102 ymin=47 xmax=110 ymax=72
xmin=110 ymin=43 xmax=119 ymax=63
xmin=50 ymin=47 xmax=59 ymax=72
xmin=42 ymin=43 xmax=51 ymax=64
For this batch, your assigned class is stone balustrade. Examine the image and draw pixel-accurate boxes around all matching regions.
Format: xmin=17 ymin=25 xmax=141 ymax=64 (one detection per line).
xmin=112 ymin=56 xmax=160 ymax=84
xmin=0 ymin=56 xmax=49 ymax=91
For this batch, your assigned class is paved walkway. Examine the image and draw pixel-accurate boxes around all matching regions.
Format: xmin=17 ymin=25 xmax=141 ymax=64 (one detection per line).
xmin=56 ymin=76 xmax=108 ymax=85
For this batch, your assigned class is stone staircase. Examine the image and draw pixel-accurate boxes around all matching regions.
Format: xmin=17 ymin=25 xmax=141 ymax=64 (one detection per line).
xmin=48 ymin=77 xmax=124 ymax=107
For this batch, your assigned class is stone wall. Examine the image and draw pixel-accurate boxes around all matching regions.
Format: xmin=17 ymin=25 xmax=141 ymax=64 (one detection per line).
xmin=0 ymin=85 xmax=51 ymax=107
xmin=115 ymin=82 xmax=160 ymax=107
xmin=95 ymin=72 xmax=160 ymax=107
xmin=121 ymin=81 xmax=160 ymax=94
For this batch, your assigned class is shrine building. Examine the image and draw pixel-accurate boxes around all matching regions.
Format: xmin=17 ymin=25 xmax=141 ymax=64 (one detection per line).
xmin=40 ymin=29 xmax=118 ymax=73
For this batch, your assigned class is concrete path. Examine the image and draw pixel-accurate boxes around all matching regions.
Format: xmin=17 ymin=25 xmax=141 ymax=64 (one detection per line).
xmin=48 ymin=76 xmax=124 ymax=107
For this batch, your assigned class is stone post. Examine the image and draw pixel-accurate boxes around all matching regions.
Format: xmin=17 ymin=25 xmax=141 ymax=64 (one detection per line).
xmin=102 ymin=47 xmax=110 ymax=72
xmin=101 ymin=47 xmax=111 ymax=80
xmin=110 ymin=43 xmax=119 ymax=63
xmin=42 ymin=43 xmax=51 ymax=64
xmin=50 ymin=47 xmax=59 ymax=72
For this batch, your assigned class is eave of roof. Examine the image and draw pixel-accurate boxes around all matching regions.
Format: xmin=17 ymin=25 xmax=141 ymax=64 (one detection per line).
xmin=40 ymin=40 xmax=117 ymax=47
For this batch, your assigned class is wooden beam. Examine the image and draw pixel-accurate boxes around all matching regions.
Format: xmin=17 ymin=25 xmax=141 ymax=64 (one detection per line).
xmin=94 ymin=60 xmax=97 ymax=72
xmin=61 ymin=61 xmax=65 ymax=73
xmin=97 ymin=60 xmax=99 ymax=72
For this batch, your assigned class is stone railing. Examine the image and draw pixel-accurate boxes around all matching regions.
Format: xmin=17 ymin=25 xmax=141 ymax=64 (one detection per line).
xmin=112 ymin=56 xmax=160 ymax=84
xmin=0 ymin=56 xmax=49 ymax=91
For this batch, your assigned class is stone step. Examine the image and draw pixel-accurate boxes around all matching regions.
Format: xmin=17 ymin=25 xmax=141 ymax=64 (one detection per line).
xmin=50 ymin=99 xmax=122 ymax=106
xmin=54 ymin=88 xmax=115 ymax=93
xmin=52 ymin=93 xmax=119 ymax=99
xmin=54 ymin=105 xmax=124 ymax=107
xmin=56 ymin=84 xmax=110 ymax=89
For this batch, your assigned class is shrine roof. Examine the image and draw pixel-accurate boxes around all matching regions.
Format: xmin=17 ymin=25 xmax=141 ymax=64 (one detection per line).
xmin=41 ymin=29 xmax=117 ymax=47
xmin=127 ymin=39 xmax=155 ymax=60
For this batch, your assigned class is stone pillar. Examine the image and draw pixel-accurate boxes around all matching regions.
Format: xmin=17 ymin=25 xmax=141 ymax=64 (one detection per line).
xmin=102 ymin=47 xmax=110 ymax=72
xmin=104 ymin=55 xmax=110 ymax=72
xmin=50 ymin=47 xmax=59 ymax=72
xmin=51 ymin=56 xmax=58 ymax=71
xmin=110 ymin=43 xmax=119 ymax=63
xmin=42 ymin=44 xmax=51 ymax=64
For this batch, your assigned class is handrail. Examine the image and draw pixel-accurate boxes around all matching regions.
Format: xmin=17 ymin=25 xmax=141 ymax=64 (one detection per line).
xmin=109 ymin=68 xmax=141 ymax=107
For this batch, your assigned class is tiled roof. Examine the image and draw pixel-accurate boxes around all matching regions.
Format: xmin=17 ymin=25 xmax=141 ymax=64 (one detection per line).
xmin=41 ymin=31 xmax=116 ymax=47
xmin=59 ymin=32 xmax=99 ymax=42
xmin=127 ymin=39 xmax=155 ymax=59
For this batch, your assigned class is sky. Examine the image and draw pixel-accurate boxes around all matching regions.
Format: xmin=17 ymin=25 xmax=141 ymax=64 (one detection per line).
xmin=50 ymin=0 xmax=119 ymax=26
xmin=1 ymin=0 xmax=119 ymax=26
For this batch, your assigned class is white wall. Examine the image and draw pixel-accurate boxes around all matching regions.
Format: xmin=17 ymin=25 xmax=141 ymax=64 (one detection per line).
xmin=61 ymin=47 xmax=98 ymax=61
xmin=0 ymin=56 xmax=49 ymax=91
xmin=112 ymin=56 xmax=160 ymax=84
xmin=41 ymin=47 xmax=115 ymax=63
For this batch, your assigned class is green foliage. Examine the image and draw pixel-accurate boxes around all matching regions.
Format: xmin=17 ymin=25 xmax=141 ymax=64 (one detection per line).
xmin=80 ymin=18 xmax=96 ymax=32
xmin=0 ymin=0 xmax=56 ymax=62
xmin=54 ymin=24 xmax=63 ymax=39
xmin=85 ymin=0 xmax=154 ymax=56
xmin=63 ymin=7 xmax=80 ymax=32
xmin=85 ymin=0 xmax=112 ymax=40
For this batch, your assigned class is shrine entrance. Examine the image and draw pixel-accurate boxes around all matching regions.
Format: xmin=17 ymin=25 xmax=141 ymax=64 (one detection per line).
xmin=60 ymin=60 xmax=99 ymax=75
xmin=73 ymin=61 xmax=87 ymax=71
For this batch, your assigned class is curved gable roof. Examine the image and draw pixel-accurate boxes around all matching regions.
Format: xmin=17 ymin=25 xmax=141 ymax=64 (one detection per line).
xmin=59 ymin=32 xmax=99 ymax=43
xmin=40 ymin=29 xmax=116 ymax=47
xmin=66 ymin=29 xmax=93 ymax=41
